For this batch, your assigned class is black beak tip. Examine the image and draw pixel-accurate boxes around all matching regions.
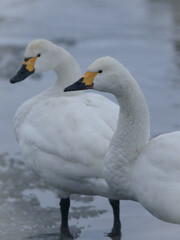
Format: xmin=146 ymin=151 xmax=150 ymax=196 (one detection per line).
xmin=64 ymin=78 xmax=86 ymax=92
xmin=9 ymin=75 xmax=24 ymax=84
xmin=10 ymin=77 xmax=17 ymax=84
xmin=64 ymin=86 xmax=72 ymax=92
xmin=9 ymin=66 xmax=35 ymax=84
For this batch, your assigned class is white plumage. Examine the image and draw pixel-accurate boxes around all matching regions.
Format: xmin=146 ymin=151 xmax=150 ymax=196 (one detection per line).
xmin=13 ymin=40 xmax=119 ymax=198
xmin=14 ymin=40 xmax=118 ymax=200
xmin=66 ymin=56 xmax=180 ymax=224
xmin=17 ymin=93 xmax=118 ymax=197
xmin=10 ymin=40 xmax=121 ymax=238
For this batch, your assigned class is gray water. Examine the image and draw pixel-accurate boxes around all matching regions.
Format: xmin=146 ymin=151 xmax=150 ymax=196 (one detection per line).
xmin=0 ymin=0 xmax=180 ymax=239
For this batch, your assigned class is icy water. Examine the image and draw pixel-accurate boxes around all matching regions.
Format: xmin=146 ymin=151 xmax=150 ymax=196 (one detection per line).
xmin=0 ymin=0 xmax=180 ymax=239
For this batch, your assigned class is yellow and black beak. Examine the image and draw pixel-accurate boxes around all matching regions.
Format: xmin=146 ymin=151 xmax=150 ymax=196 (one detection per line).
xmin=10 ymin=56 xmax=37 ymax=84
xmin=64 ymin=71 xmax=98 ymax=92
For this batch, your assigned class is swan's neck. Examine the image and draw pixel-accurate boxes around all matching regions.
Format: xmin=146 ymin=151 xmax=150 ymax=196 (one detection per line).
xmin=115 ymin=82 xmax=150 ymax=161
xmin=51 ymin=47 xmax=82 ymax=96
xmin=105 ymin=74 xmax=150 ymax=199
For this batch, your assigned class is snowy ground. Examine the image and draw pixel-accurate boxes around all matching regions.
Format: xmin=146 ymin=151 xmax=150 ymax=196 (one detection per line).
xmin=0 ymin=0 xmax=180 ymax=239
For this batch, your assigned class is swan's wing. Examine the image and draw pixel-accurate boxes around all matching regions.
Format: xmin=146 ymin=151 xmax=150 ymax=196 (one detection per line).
xmin=140 ymin=132 xmax=180 ymax=180
xmin=133 ymin=132 xmax=180 ymax=223
xmin=19 ymin=93 xmax=119 ymax=179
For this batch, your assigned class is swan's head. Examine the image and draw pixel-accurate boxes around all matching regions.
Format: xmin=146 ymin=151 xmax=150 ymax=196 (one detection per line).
xmin=64 ymin=56 xmax=131 ymax=96
xmin=10 ymin=39 xmax=60 ymax=84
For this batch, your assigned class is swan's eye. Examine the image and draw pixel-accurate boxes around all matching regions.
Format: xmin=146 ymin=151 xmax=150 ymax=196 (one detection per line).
xmin=98 ymin=70 xmax=102 ymax=73
xmin=37 ymin=53 xmax=41 ymax=57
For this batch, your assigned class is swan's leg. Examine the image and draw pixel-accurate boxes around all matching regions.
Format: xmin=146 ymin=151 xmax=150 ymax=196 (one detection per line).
xmin=108 ymin=199 xmax=121 ymax=238
xmin=59 ymin=198 xmax=73 ymax=240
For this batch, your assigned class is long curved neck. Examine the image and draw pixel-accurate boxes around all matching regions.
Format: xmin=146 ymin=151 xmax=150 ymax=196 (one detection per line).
xmin=105 ymin=73 xmax=150 ymax=200
xmin=51 ymin=47 xmax=82 ymax=95
xmin=113 ymin=76 xmax=150 ymax=163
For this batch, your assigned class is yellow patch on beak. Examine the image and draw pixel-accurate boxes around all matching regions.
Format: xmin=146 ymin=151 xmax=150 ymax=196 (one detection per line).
xmin=82 ymin=71 xmax=98 ymax=86
xmin=22 ymin=56 xmax=37 ymax=72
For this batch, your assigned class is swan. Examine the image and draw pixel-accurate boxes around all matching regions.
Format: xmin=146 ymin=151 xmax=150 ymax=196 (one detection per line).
xmin=64 ymin=56 xmax=180 ymax=224
xmin=10 ymin=40 xmax=121 ymax=239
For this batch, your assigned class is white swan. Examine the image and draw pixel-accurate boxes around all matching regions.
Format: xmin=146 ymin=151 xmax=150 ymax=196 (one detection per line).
xmin=10 ymin=40 xmax=121 ymax=239
xmin=64 ymin=56 xmax=180 ymax=225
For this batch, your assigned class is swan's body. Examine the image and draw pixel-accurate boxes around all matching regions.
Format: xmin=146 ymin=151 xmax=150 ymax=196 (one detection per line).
xmin=65 ymin=56 xmax=180 ymax=224
xmin=10 ymin=40 xmax=121 ymax=238
xmin=16 ymin=92 xmax=118 ymax=198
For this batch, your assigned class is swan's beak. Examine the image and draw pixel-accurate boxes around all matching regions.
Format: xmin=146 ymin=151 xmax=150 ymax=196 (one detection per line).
xmin=10 ymin=56 xmax=37 ymax=84
xmin=64 ymin=71 xmax=98 ymax=92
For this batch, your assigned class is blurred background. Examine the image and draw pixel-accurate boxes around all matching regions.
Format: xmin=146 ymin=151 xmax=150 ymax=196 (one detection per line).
xmin=0 ymin=0 xmax=180 ymax=239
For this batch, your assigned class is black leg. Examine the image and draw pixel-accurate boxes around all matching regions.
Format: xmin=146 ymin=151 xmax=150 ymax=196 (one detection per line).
xmin=107 ymin=199 xmax=121 ymax=239
xmin=59 ymin=198 xmax=73 ymax=240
